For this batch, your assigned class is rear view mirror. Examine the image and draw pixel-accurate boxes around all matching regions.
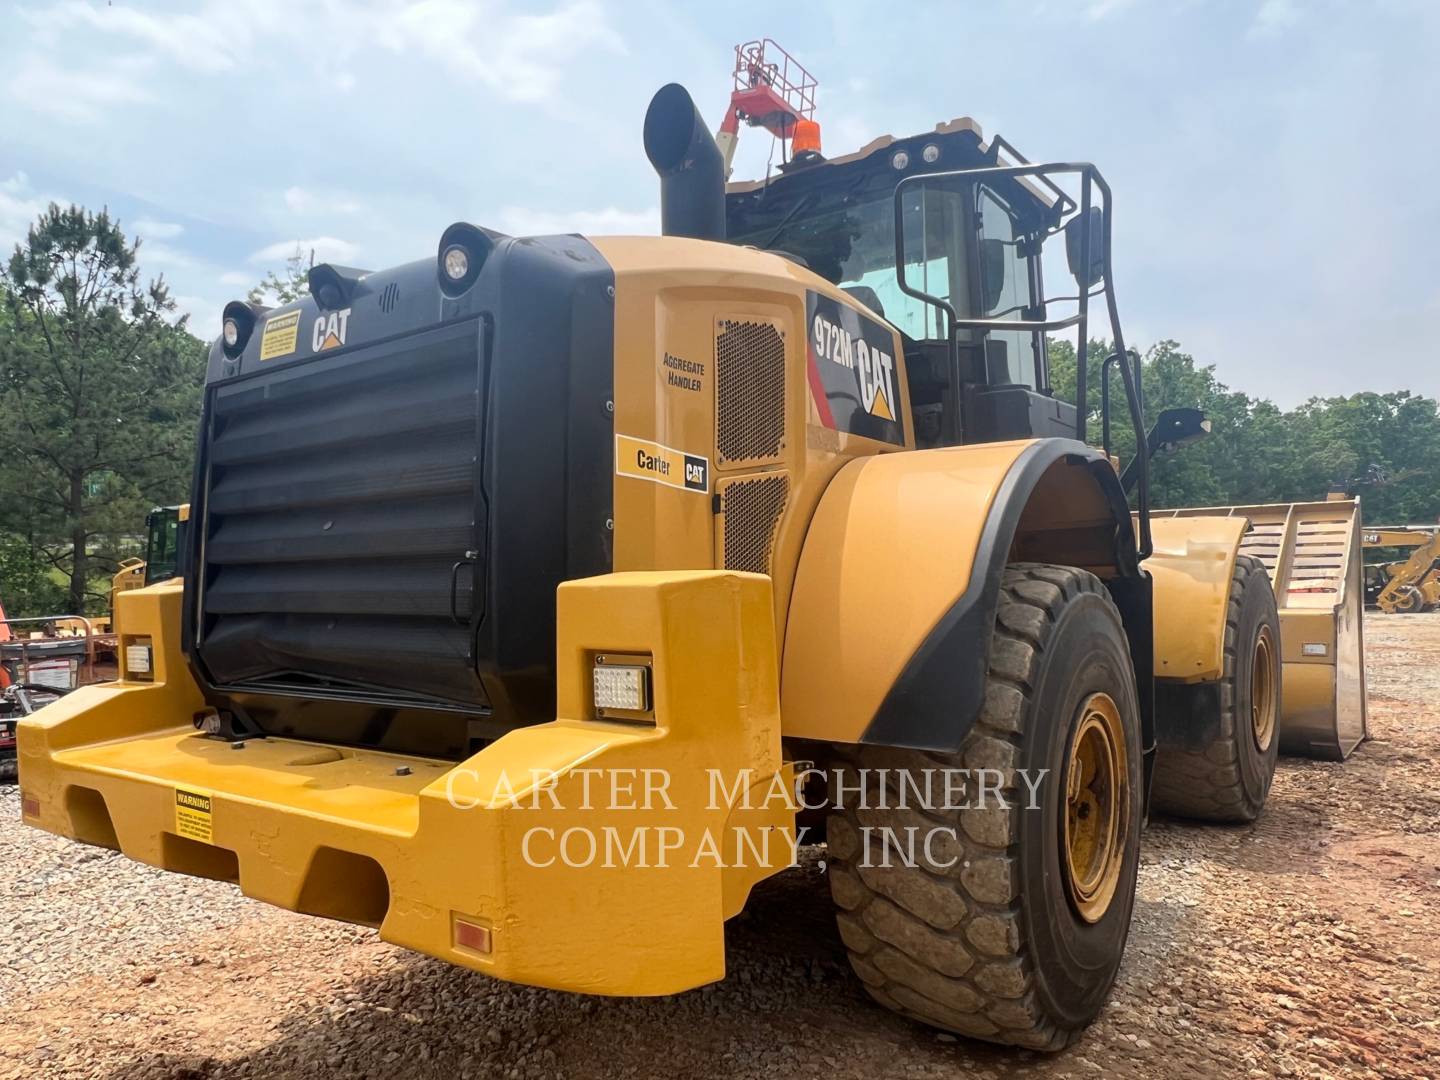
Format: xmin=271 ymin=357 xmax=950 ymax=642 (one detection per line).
xmin=1153 ymin=407 xmax=1212 ymax=452
xmin=1121 ymin=407 xmax=1212 ymax=494
xmin=1065 ymin=207 xmax=1107 ymax=289
xmin=980 ymin=238 xmax=1006 ymax=312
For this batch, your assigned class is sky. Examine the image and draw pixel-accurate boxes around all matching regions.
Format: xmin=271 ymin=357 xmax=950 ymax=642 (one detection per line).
xmin=2 ymin=0 xmax=1436 ymax=405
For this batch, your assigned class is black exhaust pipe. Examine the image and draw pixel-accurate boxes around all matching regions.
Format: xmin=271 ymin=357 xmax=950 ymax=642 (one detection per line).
xmin=644 ymin=83 xmax=726 ymax=242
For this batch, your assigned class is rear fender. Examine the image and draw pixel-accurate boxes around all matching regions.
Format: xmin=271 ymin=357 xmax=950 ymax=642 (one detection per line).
xmin=781 ymin=437 xmax=1145 ymax=752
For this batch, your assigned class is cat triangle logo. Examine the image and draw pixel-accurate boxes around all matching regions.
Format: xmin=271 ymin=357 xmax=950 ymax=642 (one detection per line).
xmin=869 ymin=383 xmax=895 ymax=421
xmin=312 ymin=308 xmax=351 ymax=352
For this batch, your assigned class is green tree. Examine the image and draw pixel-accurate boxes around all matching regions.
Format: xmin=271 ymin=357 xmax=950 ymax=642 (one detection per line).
xmin=0 ymin=204 xmax=206 ymax=615
xmin=248 ymin=245 xmax=310 ymax=305
xmin=1048 ymin=336 xmax=1440 ymax=522
xmin=0 ymin=534 xmax=67 ymax=618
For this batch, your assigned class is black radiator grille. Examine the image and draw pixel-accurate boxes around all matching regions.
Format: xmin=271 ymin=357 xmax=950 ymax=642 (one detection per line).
xmin=195 ymin=320 xmax=487 ymax=708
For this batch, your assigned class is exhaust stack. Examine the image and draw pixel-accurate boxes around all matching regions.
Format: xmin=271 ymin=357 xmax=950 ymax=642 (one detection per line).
xmin=644 ymin=83 xmax=726 ymax=242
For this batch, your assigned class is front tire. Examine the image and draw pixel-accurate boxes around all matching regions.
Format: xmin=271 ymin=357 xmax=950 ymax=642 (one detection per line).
xmin=1151 ymin=554 xmax=1280 ymax=823
xmin=827 ymin=564 xmax=1143 ymax=1050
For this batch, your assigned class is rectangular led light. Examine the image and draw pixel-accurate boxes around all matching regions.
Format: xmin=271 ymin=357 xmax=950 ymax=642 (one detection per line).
xmin=593 ymin=663 xmax=650 ymax=712
xmin=126 ymin=644 xmax=153 ymax=674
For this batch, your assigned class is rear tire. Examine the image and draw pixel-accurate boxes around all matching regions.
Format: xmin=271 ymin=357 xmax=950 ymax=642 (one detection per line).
xmin=827 ymin=564 xmax=1143 ymax=1051
xmin=1151 ymin=554 xmax=1280 ymax=823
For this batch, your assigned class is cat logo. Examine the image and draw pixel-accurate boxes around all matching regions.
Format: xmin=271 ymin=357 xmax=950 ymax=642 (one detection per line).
xmin=313 ymin=308 xmax=351 ymax=351
xmin=805 ymin=291 xmax=904 ymax=446
xmin=615 ymin=434 xmax=709 ymax=493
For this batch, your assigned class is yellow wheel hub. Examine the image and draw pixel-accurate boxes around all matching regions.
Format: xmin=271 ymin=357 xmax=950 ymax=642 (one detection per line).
xmin=1251 ymin=626 xmax=1276 ymax=752
xmin=1063 ymin=693 xmax=1128 ymax=924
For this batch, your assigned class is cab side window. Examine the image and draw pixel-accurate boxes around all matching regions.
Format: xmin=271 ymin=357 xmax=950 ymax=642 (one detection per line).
xmin=977 ymin=188 xmax=1041 ymax=389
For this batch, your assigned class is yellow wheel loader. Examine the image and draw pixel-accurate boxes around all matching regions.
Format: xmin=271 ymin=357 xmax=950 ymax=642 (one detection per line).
xmin=109 ymin=504 xmax=191 ymax=622
xmin=1362 ymin=527 xmax=1440 ymax=613
xmin=19 ymin=82 xmax=1357 ymax=1050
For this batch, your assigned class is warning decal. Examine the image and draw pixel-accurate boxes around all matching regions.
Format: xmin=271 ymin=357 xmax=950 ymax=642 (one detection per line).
xmin=259 ymin=309 xmax=302 ymax=361
xmin=615 ymin=434 xmax=709 ymax=493
xmin=805 ymin=291 xmax=905 ymax=446
xmin=174 ymin=786 xmax=214 ymax=844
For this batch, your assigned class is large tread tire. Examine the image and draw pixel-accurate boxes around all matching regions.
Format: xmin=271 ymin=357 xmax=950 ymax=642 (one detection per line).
xmin=827 ymin=564 xmax=1143 ymax=1051
xmin=1151 ymin=554 xmax=1280 ymax=823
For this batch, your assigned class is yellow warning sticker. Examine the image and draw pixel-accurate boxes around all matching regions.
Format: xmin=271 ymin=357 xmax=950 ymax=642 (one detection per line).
xmin=174 ymin=786 xmax=214 ymax=844
xmin=258 ymin=309 xmax=302 ymax=361
xmin=615 ymin=434 xmax=709 ymax=493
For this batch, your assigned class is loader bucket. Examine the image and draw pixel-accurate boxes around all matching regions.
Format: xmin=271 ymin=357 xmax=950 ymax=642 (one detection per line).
xmin=1152 ymin=499 xmax=1368 ymax=760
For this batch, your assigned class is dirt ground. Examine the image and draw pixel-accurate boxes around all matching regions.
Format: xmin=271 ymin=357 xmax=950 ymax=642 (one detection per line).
xmin=3 ymin=612 xmax=1439 ymax=1080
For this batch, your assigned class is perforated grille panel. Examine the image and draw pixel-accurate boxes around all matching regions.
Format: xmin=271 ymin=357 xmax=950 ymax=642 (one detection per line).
xmin=716 ymin=318 xmax=785 ymax=466
xmin=720 ymin=474 xmax=789 ymax=575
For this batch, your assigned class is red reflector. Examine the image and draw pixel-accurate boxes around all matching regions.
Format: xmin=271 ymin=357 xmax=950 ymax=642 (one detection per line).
xmin=454 ymin=917 xmax=492 ymax=955
xmin=21 ymin=795 xmax=40 ymax=818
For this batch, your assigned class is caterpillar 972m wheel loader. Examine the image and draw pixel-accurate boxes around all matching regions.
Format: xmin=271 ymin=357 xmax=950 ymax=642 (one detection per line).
xmin=19 ymin=68 xmax=1352 ymax=1050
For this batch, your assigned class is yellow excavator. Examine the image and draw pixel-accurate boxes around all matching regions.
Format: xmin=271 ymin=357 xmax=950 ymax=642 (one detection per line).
xmin=18 ymin=41 xmax=1365 ymax=1051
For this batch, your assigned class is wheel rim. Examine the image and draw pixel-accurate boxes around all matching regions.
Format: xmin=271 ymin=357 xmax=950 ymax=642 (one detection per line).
xmin=1063 ymin=693 xmax=1128 ymax=924
xmin=1251 ymin=626 xmax=1277 ymax=752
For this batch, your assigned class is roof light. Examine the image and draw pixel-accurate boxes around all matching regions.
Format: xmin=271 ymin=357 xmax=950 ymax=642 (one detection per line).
xmin=220 ymin=300 xmax=257 ymax=359
xmin=922 ymin=143 xmax=941 ymax=164
xmin=443 ymin=245 xmax=470 ymax=282
xmin=891 ymin=150 xmax=910 ymax=171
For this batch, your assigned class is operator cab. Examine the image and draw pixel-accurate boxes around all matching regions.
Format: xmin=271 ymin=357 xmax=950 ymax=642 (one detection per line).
xmin=726 ymin=121 xmax=1078 ymax=448
xmin=142 ymin=504 xmax=189 ymax=586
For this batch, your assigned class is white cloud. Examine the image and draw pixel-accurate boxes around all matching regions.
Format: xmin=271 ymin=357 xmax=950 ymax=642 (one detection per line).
xmin=496 ymin=205 xmax=659 ymax=237
xmin=1087 ymin=0 xmax=1140 ymax=20
xmin=132 ymin=218 xmax=183 ymax=239
xmin=171 ymin=294 xmax=225 ymax=334
xmin=5 ymin=54 xmax=155 ymax=123
xmin=1250 ymin=0 xmax=1302 ymax=37
xmin=219 ymin=271 xmax=253 ymax=287
xmin=0 ymin=172 xmax=55 ymax=254
xmin=11 ymin=0 xmax=613 ymax=131
xmin=138 ymin=242 xmax=198 ymax=269
xmin=18 ymin=0 xmax=283 ymax=73
xmin=283 ymin=186 xmax=363 ymax=215
xmin=250 ymin=237 xmax=362 ymax=265
xmin=382 ymin=0 xmax=625 ymax=104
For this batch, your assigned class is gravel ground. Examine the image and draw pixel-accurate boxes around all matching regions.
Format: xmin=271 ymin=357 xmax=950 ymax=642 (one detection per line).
xmin=3 ymin=612 xmax=1439 ymax=1079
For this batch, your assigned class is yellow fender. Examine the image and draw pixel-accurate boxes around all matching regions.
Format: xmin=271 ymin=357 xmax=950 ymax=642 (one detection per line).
xmin=781 ymin=437 xmax=1145 ymax=751
xmin=1146 ymin=516 xmax=1249 ymax=682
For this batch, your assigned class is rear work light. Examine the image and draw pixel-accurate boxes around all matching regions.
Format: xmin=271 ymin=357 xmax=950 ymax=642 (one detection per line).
xmin=442 ymin=245 xmax=469 ymax=281
xmin=592 ymin=654 xmax=652 ymax=717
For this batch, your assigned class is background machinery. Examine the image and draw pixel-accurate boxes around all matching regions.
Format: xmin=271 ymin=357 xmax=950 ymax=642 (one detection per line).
xmin=19 ymin=42 xmax=1351 ymax=1051
xmin=1362 ymin=526 xmax=1440 ymax=613
xmin=110 ymin=504 xmax=191 ymax=614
